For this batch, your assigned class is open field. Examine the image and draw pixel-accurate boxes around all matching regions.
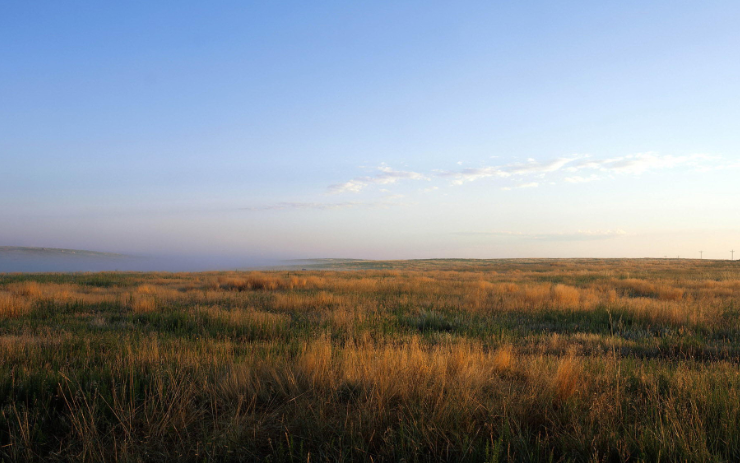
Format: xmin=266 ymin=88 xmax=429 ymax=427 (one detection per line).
xmin=1 ymin=259 xmax=740 ymax=461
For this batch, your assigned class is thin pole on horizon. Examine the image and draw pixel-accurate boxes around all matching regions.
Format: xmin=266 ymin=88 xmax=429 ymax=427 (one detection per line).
xmin=700 ymin=251 xmax=703 ymax=260
xmin=732 ymin=250 xmax=735 ymax=261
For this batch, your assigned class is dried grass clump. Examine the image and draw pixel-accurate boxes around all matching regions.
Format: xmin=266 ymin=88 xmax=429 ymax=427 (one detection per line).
xmin=218 ymin=272 xmax=292 ymax=291
xmin=136 ymin=284 xmax=157 ymax=295
xmin=523 ymin=284 xmax=551 ymax=306
xmin=329 ymin=307 xmax=363 ymax=334
xmin=128 ymin=295 xmax=156 ymax=313
xmin=6 ymin=282 xmax=94 ymax=303
xmin=217 ymin=277 xmax=250 ymax=292
xmin=9 ymin=281 xmax=42 ymax=298
xmin=273 ymin=291 xmax=342 ymax=311
xmin=619 ymin=279 xmax=657 ymax=298
xmin=621 ymin=298 xmax=718 ymax=327
xmin=655 ymin=285 xmax=684 ymax=301
xmin=551 ymin=284 xmax=580 ymax=306
xmin=0 ymin=333 xmax=68 ymax=356
xmin=0 ymin=292 xmax=32 ymax=318
xmin=500 ymin=282 xmax=520 ymax=293
xmin=552 ymin=354 xmax=582 ymax=402
xmin=243 ymin=273 xmax=282 ymax=290
xmin=465 ymin=280 xmax=495 ymax=311
xmin=196 ymin=306 xmax=290 ymax=335
xmin=492 ymin=344 xmax=514 ymax=372
xmin=298 ymin=335 xmax=334 ymax=388
xmin=288 ymin=275 xmax=325 ymax=290
xmin=334 ymin=277 xmax=377 ymax=292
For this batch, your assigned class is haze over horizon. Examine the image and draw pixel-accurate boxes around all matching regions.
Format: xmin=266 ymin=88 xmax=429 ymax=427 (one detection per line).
xmin=3 ymin=1 xmax=740 ymax=264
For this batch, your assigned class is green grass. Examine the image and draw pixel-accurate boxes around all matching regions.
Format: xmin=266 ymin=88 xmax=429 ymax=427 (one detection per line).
xmin=0 ymin=259 xmax=739 ymax=461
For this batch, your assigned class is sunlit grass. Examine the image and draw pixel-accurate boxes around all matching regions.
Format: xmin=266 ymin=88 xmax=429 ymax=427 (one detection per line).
xmin=0 ymin=259 xmax=739 ymax=461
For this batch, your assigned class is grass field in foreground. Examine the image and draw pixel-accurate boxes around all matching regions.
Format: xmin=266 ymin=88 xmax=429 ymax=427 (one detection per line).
xmin=1 ymin=258 xmax=740 ymax=462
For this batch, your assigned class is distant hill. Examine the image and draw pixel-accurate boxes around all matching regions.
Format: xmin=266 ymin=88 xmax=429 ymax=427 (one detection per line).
xmin=278 ymin=257 xmax=704 ymax=272
xmin=0 ymin=246 xmax=131 ymax=272
xmin=0 ymin=246 xmax=126 ymax=258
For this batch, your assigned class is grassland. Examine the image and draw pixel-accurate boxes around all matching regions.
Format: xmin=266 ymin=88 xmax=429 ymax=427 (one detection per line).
xmin=1 ymin=258 xmax=739 ymax=462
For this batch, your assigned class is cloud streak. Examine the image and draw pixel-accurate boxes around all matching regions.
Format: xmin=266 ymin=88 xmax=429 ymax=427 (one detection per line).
xmin=328 ymin=166 xmax=428 ymax=194
xmin=438 ymin=152 xmax=720 ymax=186
xmin=437 ymin=156 xmax=580 ymax=185
xmin=436 ymin=166 xmax=510 ymax=185
xmin=324 ymin=152 xmax=721 ymax=199
xmin=565 ymin=152 xmax=716 ymax=175
xmin=242 ymin=202 xmax=376 ymax=211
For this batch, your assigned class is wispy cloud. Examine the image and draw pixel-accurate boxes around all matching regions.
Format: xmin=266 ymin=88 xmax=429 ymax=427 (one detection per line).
xmin=328 ymin=166 xmax=428 ymax=194
xmin=438 ymin=152 xmax=720 ymax=187
xmin=437 ymin=156 xmax=579 ymax=185
xmin=566 ymin=152 xmax=717 ymax=175
xmin=507 ymin=157 xmax=578 ymax=175
xmin=436 ymin=166 xmax=509 ymax=185
xmin=242 ymin=202 xmax=376 ymax=211
xmin=456 ymin=229 xmax=627 ymax=242
xmin=326 ymin=152 xmax=721 ymax=197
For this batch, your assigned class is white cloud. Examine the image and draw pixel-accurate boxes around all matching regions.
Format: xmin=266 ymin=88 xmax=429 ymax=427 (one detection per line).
xmin=328 ymin=166 xmax=429 ymax=194
xmin=507 ymin=157 xmax=578 ymax=175
xmin=438 ymin=156 xmax=579 ymax=185
xmin=436 ymin=166 xmax=510 ymax=185
xmin=438 ymin=152 xmax=722 ymax=189
xmin=567 ymin=152 xmax=717 ymax=175
xmin=327 ymin=152 xmax=722 ymax=195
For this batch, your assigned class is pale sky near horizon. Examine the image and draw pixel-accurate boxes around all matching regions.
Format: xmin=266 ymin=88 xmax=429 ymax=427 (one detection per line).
xmin=2 ymin=1 xmax=740 ymax=262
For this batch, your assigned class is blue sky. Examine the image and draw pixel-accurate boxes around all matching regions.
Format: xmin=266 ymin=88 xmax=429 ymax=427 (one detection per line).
xmin=2 ymin=1 xmax=739 ymax=261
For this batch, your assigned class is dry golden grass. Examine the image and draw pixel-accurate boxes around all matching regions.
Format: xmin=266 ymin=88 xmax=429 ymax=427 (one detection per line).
xmin=492 ymin=343 xmax=514 ymax=372
xmin=135 ymin=284 xmax=156 ymax=294
xmin=215 ymin=272 xmax=325 ymax=292
xmin=552 ymin=353 xmax=582 ymax=402
xmin=272 ymin=290 xmax=343 ymax=311
xmin=2 ymin=260 xmax=740 ymax=461
xmin=9 ymin=280 xmax=42 ymax=297
xmin=128 ymin=294 xmax=156 ymax=313
xmin=195 ymin=305 xmax=290 ymax=335
xmin=551 ymin=283 xmax=581 ymax=305
xmin=0 ymin=292 xmax=32 ymax=318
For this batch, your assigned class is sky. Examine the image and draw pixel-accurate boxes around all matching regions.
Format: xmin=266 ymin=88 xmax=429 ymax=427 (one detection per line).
xmin=2 ymin=1 xmax=740 ymax=264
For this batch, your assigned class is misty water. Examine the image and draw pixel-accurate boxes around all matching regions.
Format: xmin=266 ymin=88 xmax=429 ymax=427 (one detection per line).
xmin=0 ymin=253 xmax=283 ymax=273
